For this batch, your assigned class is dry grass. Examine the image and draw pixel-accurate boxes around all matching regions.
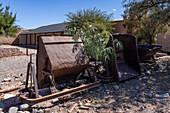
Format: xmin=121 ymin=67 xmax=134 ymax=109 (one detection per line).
xmin=0 ymin=36 xmax=16 ymax=45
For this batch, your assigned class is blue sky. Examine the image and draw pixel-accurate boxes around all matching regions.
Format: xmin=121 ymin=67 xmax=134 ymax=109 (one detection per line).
xmin=1 ymin=0 xmax=125 ymax=29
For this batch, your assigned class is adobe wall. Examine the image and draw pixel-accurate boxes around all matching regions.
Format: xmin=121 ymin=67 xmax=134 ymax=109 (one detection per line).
xmin=18 ymin=32 xmax=64 ymax=45
xmin=18 ymin=21 xmax=169 ymax=52
xmin=156 ymin=33 xmax=170 ymax=52
xmin=114 ymin=20 xmax=127 ymax=33
xmin=114 ymin=20 xmax=170 ymax=52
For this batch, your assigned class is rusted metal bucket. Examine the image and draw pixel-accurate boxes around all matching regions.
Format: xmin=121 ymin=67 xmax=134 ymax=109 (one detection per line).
xmin=137 ymin=45 xmax=162 ymax=62
xmin=37 ymin=36 xmax=89 ymax=88
xmin=107 ymin=34 xmax=141 ymax=81
xmin=21 ymin=35 xmax=100 ymax=103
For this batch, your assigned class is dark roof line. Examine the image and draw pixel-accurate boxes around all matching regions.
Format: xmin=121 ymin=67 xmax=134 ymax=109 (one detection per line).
xmin=20 ymin=19 xmax=124 ymax=35
xmin=20 ymin=22 xmax=67 ymax=35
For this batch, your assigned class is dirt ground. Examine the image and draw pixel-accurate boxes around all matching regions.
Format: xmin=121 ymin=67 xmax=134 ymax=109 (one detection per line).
xmin=0 ymin=47 xmax=169 ymax=113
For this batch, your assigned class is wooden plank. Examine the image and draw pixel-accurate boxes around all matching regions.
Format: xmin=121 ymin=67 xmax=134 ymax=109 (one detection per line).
xmin=69 ymin=103 xmax=78 ymax=112
xmin=35 ymin=34 xmax=36 ymax=45
xmin=0 ymin=86 xmax=22 ymax=93
xmin=26 ymin=34 xmax=27 ymax=45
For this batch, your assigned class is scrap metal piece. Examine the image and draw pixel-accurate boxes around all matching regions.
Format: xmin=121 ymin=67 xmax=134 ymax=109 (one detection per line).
xmin=137 ymin=45 xmax=162 ymax=62
xmin=20 ymin=81 xmax=100 ymax=103
xmin=25 ymin=53 xmax=39 ymax=98
xmin=0 ymin=86 xmax=22 ymax=93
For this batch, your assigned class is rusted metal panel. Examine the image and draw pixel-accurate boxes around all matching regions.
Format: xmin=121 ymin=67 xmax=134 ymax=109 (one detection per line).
xmin=137 ymin=45 xmax=162 ymax=62
xmin=20 ymin=35 xmax=100 ymax=103
xmin=37 ymin=36 xmax=88 ymax=88
xmin=107 ymin=34 xmax=141 ymax=81
xmin=20 ymin=81 xmax=100 ymax=103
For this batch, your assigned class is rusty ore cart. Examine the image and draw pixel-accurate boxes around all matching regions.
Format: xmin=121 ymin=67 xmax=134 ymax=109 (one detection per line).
xmin=107 ymin=34 xmax=141 ymax=81
xmin=20 ymin=36 xmax=100 ymax=103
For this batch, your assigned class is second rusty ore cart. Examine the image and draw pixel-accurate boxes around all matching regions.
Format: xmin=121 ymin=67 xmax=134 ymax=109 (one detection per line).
xmin=107 ymin=34 xmax=141 ymax=81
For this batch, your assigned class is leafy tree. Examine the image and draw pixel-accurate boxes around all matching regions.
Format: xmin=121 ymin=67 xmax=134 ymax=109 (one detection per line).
xmin=0 ymin=4 xmax=19 ymax=37
xmin=66 ymin=7 xmax=116 ymax=38
xmin=0 ymin=3 xmax=4 ymax=12
xmin=122 ymin=0 xmax=169 ymax=45
xmin=123 ymin=0 xmax=169 ymax=24
xmin=68 ymin=26 xmax=122 ymax=68
xmin=66 ymin=8 xmax=123 ymax=74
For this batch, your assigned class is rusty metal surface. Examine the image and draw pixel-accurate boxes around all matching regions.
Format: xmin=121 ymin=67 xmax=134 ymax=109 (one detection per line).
xmin=137 ymin=45 xmax=162 ymax=62
xmin=20 ymin=35 xmax=100 ymax=103
xmin=107 ymin=33 xmax=141 ymax=81
xmin=25 ymin=53 xmax=39 ymax=98
xmin=37 ymin=36 xmax=89 ymax=88
xmin=20 ymin=81 xmax=100 ymax=103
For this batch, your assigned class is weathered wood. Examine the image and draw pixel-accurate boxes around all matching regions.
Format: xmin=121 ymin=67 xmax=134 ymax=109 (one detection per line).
xmin=69 ymin=103 xmax=78 ymax=113
xmin=0 ymin=86 xmax=22 ymax=93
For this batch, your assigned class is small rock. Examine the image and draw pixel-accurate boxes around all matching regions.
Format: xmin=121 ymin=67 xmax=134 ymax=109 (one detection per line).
xmin=17 ymin=111 xmax=24 ymax=113
xmin=146 ymin=70 xmax=151 ymax=75
xmin=21 ymin=80 xmax=31 ymax=85
xmin=113 ymin=85 xmax=119 ymax=90
xmin=136 ymin=86 xmax=139 ymax=90
xmin=116 ymin=108 xmax=123 ymax=113
xmin=79 ymin=105 xmax=89 ymax=110
xmin=32 ymin=109 xmax=38 ymax=113
xmin=15 ymin=78 xmax=19 ymax=81
xmin=52 ymin=98 xmax=59 ymax=103
xmin=155 ymin=93 xmax=169 ymax=98
xmin=0 ymin=108 xmax=3 ymax=112
xmin=143 ymin=76 xmax=148 ymax=79
xmin=147 ymin=93 xmax=153 ymax=98
xmin=140 ymin=108 xmax=153 ymax=113
xmin=79 ymin=102 xmax=83 ymax=106
xmin=3 ymin=77 xmax=11 ymax=82
xmin=84 ymin=103 xmax=101 ymax=108
xmin=69 ymin=102 xmax=76 ymax=104
xmin=89 ymin=91 xmax=93 ymax=94
xmin=8 ymin=106 xmax=18 ymax=113
xmin=44 ymin=108 xmax=51 ymax=113
xmin=3 ymin=94 xmax=15 ymax=100
xmin=38 ymin=109 xmax=44 ymax=113
xmin=20 ymin=103 xmax=29 ymax=111
xmin=138 ymin=78 xmax=142 ymax=80
xmin=105 ymin=89 xmax=110 ymax=92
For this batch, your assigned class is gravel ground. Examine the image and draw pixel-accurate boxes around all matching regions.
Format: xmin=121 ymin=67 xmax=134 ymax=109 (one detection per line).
xmin=0 ymin=54 xmax=36 ymax=82
xmin=29 ymin=56 xmax=170 ymax=113
xmin=0 ymin=53 xmax=169 ymax=113
xmin=0 ymin=55 xmax=36 ymax=82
